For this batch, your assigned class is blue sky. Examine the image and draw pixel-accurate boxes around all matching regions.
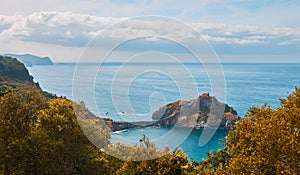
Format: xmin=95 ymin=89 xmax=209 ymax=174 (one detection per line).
xmin=0 ymin=0 xmax=299 ymax=62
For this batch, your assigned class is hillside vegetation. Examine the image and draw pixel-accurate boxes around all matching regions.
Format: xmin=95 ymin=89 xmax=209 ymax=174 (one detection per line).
xmin=0 ymin=56 xmax=54 ymax=98
xmin=0 ymin=56 xmax=34 ymax=82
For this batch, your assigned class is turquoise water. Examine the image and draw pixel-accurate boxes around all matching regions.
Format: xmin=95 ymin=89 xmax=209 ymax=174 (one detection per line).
xmin=28 ymin=62 xmax=300 ymax=161
xmin=111 ymin=127 xmax=229 ymax=161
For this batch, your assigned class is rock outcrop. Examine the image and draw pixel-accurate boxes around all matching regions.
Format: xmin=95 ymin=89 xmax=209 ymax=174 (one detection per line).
xmin=106 ymin=96 xmax=241 ymax=132
xmin=104 ymin=118 xmax=156 ymax=132
xmin=152 ymin=95 xmax=241 ymax=128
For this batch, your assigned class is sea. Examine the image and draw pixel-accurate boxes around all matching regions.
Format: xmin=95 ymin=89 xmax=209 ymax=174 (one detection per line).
xmin=28 ymin=62 xmax=300 ymax=161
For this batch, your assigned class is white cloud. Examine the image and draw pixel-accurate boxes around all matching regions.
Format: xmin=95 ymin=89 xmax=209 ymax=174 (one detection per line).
xmin=1 ymin=0 xmax=300 ymax=29
xmin=65 ymin=31 xmax=74 ymax=39
xmin=0 ymin=15 xmax=32 ymax=39
xmin=0 ymin=11 xmax=299 ymax=62
xmin=1 ymin=11 xmax=299 ymax=46
xmin=201 ymin=35 xmax=260 ymax=44
xmin=0 ymin=12 xmax=128 ymax=46
xmin=0 ymin=12 xmax=300 ymax=45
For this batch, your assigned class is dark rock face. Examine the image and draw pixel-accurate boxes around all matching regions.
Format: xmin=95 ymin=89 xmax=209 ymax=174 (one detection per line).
xmin=152 ymin=96 xmax=241 ymax=128
xmin=105 ymin=119 xmax=156 ymax=132
xmin=111 ymin=122 xmax=138 ymax=132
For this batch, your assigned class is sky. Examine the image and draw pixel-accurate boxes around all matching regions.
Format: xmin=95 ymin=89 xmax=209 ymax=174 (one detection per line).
xmin=0 ymin=0 xmax=299 ymax=62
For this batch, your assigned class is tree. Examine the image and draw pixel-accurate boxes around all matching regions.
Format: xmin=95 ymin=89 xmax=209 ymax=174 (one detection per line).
xmin=0 ymin=87 xmax=47 ymax=174
xmin=113 ymin=142 xmax=193 ymax=175
xmin=196 ymin=87 xmax=300 ymax=174
xmin=106 ymin=134 xmax=193 ymax=175
xmin=33 ymin=98 xmax=114 ymax=174
xmin=0 ymin=87 xmax=112 ymax=174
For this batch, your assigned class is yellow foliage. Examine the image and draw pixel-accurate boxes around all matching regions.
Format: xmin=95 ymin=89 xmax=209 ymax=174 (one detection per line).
xmin=197 ymin=87 xmax=300 ymax=175
xmin=2 ymin=85 xmax=299 ymax=174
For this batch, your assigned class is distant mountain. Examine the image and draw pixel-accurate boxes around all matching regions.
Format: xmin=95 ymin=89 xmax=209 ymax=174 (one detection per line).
xmin=2 ymin=53 xmax=53 ymax=67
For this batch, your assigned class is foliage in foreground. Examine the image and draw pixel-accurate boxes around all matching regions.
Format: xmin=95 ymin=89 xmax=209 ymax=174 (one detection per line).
xmin=197 ymin=87 xmax=300 ymax=175
xmin=0 ymin=87 xmax=299 ymax=174
xmin=0 ymin=88 xmax=112 ymax=174
xmin=0 ymin=87 xmax=192 ymax=174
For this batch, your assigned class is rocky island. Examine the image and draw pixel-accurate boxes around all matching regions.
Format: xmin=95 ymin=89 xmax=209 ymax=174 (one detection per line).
xmin=106 ymin=94 xmax=241 ymax=132
xmin=152 ymin=94 xmax=241 ymax=128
